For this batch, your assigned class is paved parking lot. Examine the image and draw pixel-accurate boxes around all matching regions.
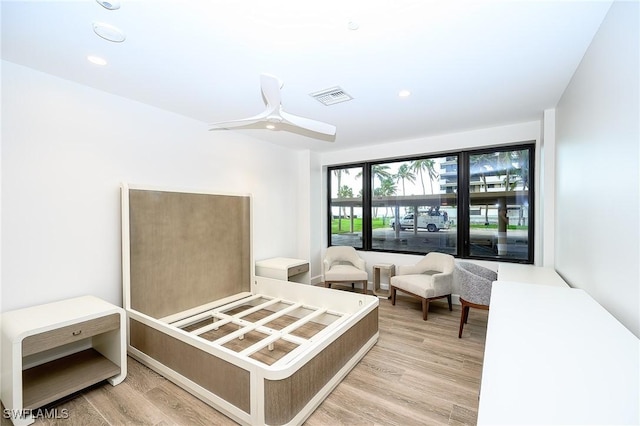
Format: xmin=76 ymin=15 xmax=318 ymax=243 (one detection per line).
xmin=332 ymin=228 xmax=529 ymax=259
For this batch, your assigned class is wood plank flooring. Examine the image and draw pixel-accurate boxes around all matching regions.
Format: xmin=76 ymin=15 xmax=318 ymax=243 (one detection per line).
xmin=3 ymin=288 xmax=488 ymax=425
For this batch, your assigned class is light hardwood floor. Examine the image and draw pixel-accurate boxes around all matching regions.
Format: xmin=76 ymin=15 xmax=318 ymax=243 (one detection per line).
xmin=3 ymin=289 xmax=488 ymax=426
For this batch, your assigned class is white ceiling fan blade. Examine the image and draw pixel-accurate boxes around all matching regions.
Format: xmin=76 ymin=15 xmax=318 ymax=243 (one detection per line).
xmin=210 ymin=74 xmax=337 ymax=139
xmin=280 ymin=110 xmax=336 ymax=136
xmin=260 ymin=74 xmax=282 ymax=108
xmin=209 ymin=109 xmax=271 ymax=130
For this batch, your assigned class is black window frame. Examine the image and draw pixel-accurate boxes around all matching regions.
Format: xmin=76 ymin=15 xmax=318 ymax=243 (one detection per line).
xmin=327 ymin=142 xmax=535 ymax=264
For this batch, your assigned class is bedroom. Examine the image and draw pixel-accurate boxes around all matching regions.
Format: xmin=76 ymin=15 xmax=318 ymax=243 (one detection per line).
xmin=1 ymin=1 xmax=638 ymax=425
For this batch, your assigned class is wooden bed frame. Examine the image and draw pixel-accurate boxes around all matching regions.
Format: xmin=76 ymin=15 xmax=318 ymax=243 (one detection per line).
xmin=121 ymin=184 xmax=379 ymax=425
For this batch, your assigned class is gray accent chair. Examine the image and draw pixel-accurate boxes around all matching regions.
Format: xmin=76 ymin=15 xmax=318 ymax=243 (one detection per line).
xmin=455 ymin=262 xmax=497 ymax=338
xmin=323 ymin=246 xmax=368 ymax=294
xmin=390 ymin=252 xmax=455 ymax=320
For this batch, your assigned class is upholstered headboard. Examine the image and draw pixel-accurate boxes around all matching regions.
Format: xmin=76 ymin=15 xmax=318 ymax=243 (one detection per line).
xmin=122 ymin=184 xmax=251 ymax=319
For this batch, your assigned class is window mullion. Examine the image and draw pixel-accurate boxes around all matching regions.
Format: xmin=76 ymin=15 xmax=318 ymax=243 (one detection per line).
xmin=362 ymin=164 xmax=372 ymax=250
xmin=458 ymin=152 xmax=470 ymax=258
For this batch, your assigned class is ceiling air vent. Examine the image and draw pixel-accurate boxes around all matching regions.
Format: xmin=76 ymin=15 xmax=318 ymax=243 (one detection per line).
xmin=309 ymin=86 xmax=353 ymax=106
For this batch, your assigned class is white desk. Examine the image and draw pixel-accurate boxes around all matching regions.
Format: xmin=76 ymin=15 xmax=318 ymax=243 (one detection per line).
xmin=498 ymin=263 xmax=569 ymax=287
xmin=478 ymin=281 xmax=639 ymax=425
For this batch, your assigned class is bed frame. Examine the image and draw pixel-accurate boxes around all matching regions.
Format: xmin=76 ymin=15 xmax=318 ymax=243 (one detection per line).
xmin=121 ymin=184 xmax=379 ymax=425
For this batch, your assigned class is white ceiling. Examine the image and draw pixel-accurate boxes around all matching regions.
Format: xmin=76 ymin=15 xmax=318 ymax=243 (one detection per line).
xmin=2 ymin=0 xmax=613 ymax=152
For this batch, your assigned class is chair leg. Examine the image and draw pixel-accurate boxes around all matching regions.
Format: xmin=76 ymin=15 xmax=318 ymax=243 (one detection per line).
xmin=361 ymin=280 xmax=368 ymax=294
xmin=422 ymin=298 xmax=429 ymax=321
xmin=325 ymin=281 xmax=331 ymax=288
xmin=458 ymin=303 xmax=467 ymax=338
xmin=463 ymin=305 xmax=470 ymax=324
xmin=447 ymin=294 xmax=452 ymax=311
xmin=391 ymin=286 xmax=396 ymax=305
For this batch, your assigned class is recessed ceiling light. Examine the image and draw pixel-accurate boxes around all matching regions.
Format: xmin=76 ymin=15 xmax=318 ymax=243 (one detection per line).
xmin=347 ymin=20 xmax=359 ymax=31
xmin=87 ymin=55 xmax=107 ymax=66
xmin=96 ymin=0 xmax=120 ymax=10
xmin=92 ymin=22 xmax=126 ymax=43
xmin=398 ymin=90 xmax=411 ymax=97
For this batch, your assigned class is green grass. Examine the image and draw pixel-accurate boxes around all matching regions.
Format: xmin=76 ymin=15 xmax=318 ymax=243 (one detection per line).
xmin=331 ymin=218 xmax=527 ymax=234
xmin=331 ymin=218 xmax=389 ymax=234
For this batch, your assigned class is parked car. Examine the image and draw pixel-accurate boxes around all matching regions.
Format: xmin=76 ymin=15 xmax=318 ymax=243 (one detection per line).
xmin=390 ymin=213 xmax=450 ymax=232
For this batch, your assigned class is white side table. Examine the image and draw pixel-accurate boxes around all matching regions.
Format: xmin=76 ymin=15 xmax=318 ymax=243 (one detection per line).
xmin=255 ymin=257 xmax=310 ymax=284
xmin=1 ymin=296 xmax=126 ymax=425
xmin=373 ymin=263 xmax=395 ymax=298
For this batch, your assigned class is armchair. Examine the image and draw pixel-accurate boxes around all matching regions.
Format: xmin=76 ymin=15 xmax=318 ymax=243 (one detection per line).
xmin=454 ymin=262 xmax=497 ymax=338
xmin=390 ymin=252 xmax=454 ymax=320
xmin=323 ymin=246 xmax=368 ymax=294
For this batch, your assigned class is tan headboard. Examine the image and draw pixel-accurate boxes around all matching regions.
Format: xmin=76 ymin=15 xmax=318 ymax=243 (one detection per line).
xmin=124 ymin=187 xmax=251 ymax=319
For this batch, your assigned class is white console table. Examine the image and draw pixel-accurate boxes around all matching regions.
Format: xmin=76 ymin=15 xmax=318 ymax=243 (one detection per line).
xmin=1 ymin=296 xmax=127 ymax=425
xmin=497 ymin=263 xmax=569 ymax=287
xmin=478 ymin=281 xmax=639 ymax=425
xmin=255 ymin=257 xmax=310 ymax=284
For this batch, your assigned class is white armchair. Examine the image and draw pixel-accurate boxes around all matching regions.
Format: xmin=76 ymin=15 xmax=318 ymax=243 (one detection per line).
xmin=390 ymin=252 xmax=454 ymax=320
xmin=323 ymin=246 xmax=368 ymax=294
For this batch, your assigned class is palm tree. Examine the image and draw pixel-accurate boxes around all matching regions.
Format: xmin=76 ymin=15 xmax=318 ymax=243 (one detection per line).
xmin=338 ymin=185 xmax=354 ymax=232
xmin=469 ymin=154 xmax=495 ymax=225
xmin=379 ymin=177 xmax=397 ymax=196
xmin=511 ymin=149 xmax=530 ymax=225
xmin=514 ymin=149 xmax=530 ymax=190
xmin=411 ymin=159 xmax=439 ymax=194
xmin=395 ymin=163 xmax=416 ymax=195
xmin=377 ymin=177 xmax=397 ymax=224
xmin=338 ymin=185 xmax=353 ymax=202
xmin=333 ymin=169 xmax=351 ymax=232
xmin=370 ymin=164 xmax=392 ymax=190
xmin=498 ymin=151 xmax=516 ymax=191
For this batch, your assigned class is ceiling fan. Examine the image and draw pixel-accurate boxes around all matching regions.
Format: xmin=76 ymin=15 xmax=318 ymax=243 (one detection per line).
xmin=209 ymin=74 xmax=336 ymax=137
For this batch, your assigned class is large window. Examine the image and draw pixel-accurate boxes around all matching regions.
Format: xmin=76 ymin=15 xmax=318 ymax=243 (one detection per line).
xmin=328 ymin=143 xmax=534 ymax=263
xmin=368 ymin=156 xmax=457 ymax=255
xmin=329 ymin=165 xmax=363 ymax=248
xmin=466 ymin=147 xmax=532 ymax=261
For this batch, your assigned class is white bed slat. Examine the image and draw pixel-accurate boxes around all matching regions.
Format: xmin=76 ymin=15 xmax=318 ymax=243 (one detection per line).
xmin=188 ymin=298 xmax=286 ymax=336
xmin=169 ymin=294 xmax=264 ymax=328
xmin=271 ymin=313 xmax=352 ymax=368
xmin=211 ymin=297 xmax=286 ymax=346
xmin=237 ymin=307 xmax=334 ymax=358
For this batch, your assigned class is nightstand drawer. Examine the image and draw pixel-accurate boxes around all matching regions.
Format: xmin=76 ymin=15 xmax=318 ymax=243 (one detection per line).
xmin=288 ymin=263 xmax=309 ymax=277
xmin=22 ymin=314 xmax=120 ymax=357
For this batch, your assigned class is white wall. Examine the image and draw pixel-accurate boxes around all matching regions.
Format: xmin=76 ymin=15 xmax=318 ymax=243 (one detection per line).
xmin=555 ymin=1 xmax=639 ymax=336
xmin=541 ymin=109 xmax=556 ymax=267
xmin=316 ymin=120 xmax=542 ymax=285
xmin=1 ymin=61 xmax=306 ymax=312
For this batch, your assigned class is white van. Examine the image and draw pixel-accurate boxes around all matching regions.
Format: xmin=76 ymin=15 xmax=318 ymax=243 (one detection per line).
xmin=390 ymin=213 xmax=450 ymax=232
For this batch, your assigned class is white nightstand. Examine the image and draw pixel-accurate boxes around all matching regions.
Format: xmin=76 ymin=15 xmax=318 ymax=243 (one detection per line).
xmin=1 ymin=296 xmax=126 ymax=425
xmin=255 ymin=257 xmax=310 ymax=284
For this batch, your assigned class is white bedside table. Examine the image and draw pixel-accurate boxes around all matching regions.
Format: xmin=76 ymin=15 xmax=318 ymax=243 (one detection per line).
xmin=255 ymin=257 xmax=310 ymax=284
xmin=1 ymin=296 xmax=126 ymax=425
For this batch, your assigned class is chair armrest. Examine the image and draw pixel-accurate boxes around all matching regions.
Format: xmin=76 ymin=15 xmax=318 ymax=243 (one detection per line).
xmin=432 ymin=272 xmax=453 ymax=294
xmin=460 ymin=277 xmax=493 ymax=305
xmin=353 ymin=258 xmax=366 ymax=271
xmin=457 ymin=262 xmax=497 ymax=281
xmin=323 ymin=258 xmax=331 ymax=274
xmin=472 ymin=267 xmax=497 ymax=281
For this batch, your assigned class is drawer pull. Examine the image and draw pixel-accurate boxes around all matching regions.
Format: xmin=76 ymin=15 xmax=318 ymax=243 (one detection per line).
xmin=72 ymin=330 xmax=82 ymax=336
